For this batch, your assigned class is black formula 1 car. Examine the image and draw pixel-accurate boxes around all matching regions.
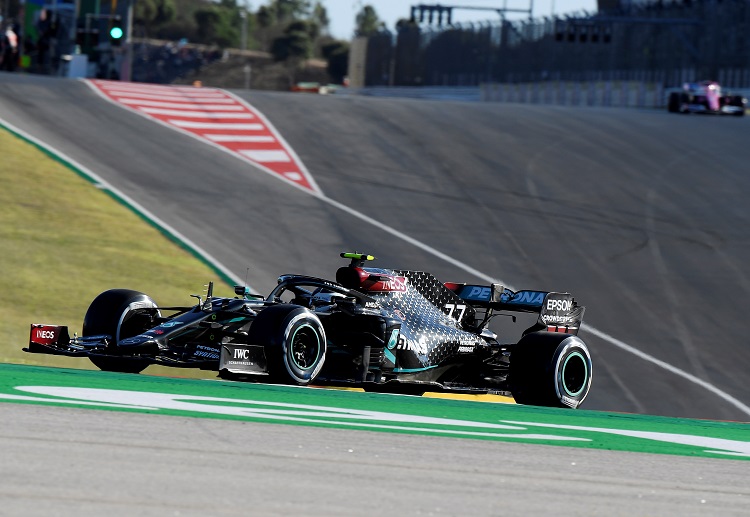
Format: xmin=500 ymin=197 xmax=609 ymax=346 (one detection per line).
xmin=26 ymin=253 xmax=593 ymax=408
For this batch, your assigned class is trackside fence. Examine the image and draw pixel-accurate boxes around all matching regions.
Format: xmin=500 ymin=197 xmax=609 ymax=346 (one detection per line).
xmin=357 ymin=1 xmax=750 ymax=94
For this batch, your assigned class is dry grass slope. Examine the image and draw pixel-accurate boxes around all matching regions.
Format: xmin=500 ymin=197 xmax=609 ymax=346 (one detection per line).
xmin=0 ymin=128 xmax=232 ymax=378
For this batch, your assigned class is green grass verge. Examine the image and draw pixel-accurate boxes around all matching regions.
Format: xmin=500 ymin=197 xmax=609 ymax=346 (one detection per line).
xmin=0 ymin=127 xmax=234 ymax=378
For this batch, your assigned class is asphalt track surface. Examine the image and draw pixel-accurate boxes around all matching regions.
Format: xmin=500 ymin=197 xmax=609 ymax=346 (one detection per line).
xmin=2 ymin=403 xmax=747 ymax=517
xmin=2 ymin=72 xmax=750 ymax=515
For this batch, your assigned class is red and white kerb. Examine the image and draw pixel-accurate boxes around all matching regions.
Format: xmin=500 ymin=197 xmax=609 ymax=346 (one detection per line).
xmin=86 ymin=80 xmax=321 ymax=193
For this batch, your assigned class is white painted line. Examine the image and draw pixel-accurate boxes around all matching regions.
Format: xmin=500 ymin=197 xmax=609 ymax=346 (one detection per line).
xmin=205 ymin=134 xmax=275 ymax=143
xmin=118 ymin=99 xmax=246 ymax=111
xmin=239 ymin=150 xmax=290 ymax=162
xmin=140 ymin=108 xmax=255 ymax=118
xmin=580 ymin=326 xmax=750 ymax=416
xmin=168 ymin=120 xmax=264 ymax=130
xmin=104 ymin=90 xmax=230 ymax=101
xmin=98 ymin=83 xmax=222 ymax=94
xmin=283 ymin=172 xmax=303 ymax=181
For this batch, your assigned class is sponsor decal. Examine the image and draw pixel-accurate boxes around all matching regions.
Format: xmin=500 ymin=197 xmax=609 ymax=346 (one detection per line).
xmin=220 ymin=345 xmax=264 ymax=369
xmin=34 ymin=329 xmax=57 ymax=341
xmin=386 ymin=329 xmax=399 ymax=350
xmin=394 ymin=335 xmax=428 ymax=355
xmin=542 ymin=314 xmax=576 ymax=325
xmin=560 ymin=395 xmax=577 ymax=407
xmin=465 ymin=286 xmax=492 ymax=301
xmin=159 ymin=321 xmax=185 ymax=328
xmin=456 ymin=339 xmax=477 ymax=353
xmin=194 ymin=350 xmax=220 ymax=359
xmin=233 ymin=348 xmax=251 ymax=360
xmin=365 ymin=301 xmax=380 ymax=309
xmin=366 ymin=275 xmax=408 ymax=293
xmin=29 ymin=325 xmax=65 ymax=345
xmin=147 ymin=329 xmax=165 ymax=335
xmin=500 ymin=291 xmax=546 ymax=306
xmin=546 ymin=299 xmax=573 ymax=312
xmin=444 ymin=303 xmax=467 ymax=321
xmin=510 ymin=291 xmax=545 ymax=305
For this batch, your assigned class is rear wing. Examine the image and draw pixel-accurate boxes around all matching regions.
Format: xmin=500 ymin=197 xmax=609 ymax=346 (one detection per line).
xmin=445 ymin=283 xmax=585 ymax=334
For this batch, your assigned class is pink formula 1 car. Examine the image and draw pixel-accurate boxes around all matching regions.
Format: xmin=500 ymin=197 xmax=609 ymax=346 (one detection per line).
xmin=668 ymin=81 xmax=746 ymax=116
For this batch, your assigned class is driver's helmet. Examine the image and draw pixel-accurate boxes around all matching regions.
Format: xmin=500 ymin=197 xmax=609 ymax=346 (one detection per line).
xmin=311 ymin=290 xmax=348 ymax=309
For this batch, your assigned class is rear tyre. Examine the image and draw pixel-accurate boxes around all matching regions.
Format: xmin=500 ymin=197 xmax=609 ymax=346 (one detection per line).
xmin=667 ymin=92 xmax=680 ymax=113
xmin=248 ymin=304 xmax=326 ymax=385
xmin=679 ymin=92 xmax=690 ymax=113
xmin=510 ymin=332 xmax=592 ymax=408
xmin=83 ymin=289 xmax=159 ymax=374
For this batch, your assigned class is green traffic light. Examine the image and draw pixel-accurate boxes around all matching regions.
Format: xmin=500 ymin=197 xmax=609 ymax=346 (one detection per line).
xmin=110 ymin=27 xmax=123 ymax=39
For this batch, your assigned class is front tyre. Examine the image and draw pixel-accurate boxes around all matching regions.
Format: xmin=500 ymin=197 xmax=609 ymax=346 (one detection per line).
xmin=729 ymin=95 xmax=746 ymax=116
xmin=83 ymin=289 xmax=159 ymax=374
xmin=510 ymin=332 xmax=592 ymax=408
xmin=248 ymin=304 xmax=326 ymax=385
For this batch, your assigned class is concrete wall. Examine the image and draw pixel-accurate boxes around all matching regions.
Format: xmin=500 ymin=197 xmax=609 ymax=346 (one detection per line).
xmin=347 ymin=37 xmax=368 ymax=89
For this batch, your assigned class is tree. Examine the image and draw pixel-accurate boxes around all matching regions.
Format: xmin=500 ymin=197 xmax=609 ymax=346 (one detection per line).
xmin=322 ymin=40 xmax=348 ymax=83
xmin=256 ymin=5 xmax=276 ymax=28
xmin=355 ymin=4 xmax=384 ymax=37
xmin=271 ymin=0 xmax=310 ymax=25
xmin=134 ymin=0 xmax=176 ymax=34
xmin=286 ymin=19 xmax=319 ymax=41
xmin=311 ymin=2 xmax=330 ymax=35
xmin=270 ymin=22 xmax=312 ymax=62
xmin=194 ymin=5 xmax=240 ymax=47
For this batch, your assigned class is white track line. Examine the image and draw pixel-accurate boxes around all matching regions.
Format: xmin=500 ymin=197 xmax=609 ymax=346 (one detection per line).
xmin=168 ymin=121 xmax=263 ymax=130
xmin=581 ymin=327 xmax=750 ymax=415
xmin=139 ymin=108 xmax=255 ymax=118
xmin=239 ymin=150 xmax=290 ymax=162
xmin=105 ymin=91 xmax=231 ymax=101
xmin=205 ymin=135 xmax=275 ymax=143
xmin=118 ymin=99 xmax=246 ymax=111
xmin=97 ymin=83 xmax=219 ymax=94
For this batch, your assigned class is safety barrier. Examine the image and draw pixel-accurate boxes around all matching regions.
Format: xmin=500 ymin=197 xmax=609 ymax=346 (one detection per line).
xmin=481 ymin=81 xmax=665 ymax=109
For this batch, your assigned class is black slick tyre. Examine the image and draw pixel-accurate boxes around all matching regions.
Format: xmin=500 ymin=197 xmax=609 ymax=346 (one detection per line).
xmin=248 ymin=304 xmax=326 ymax=385
xmin=510 ymin=332 xmax=592 ymax=408
xmin=83 ymin=289 xmax=159 ymax=374
xmin=679 ymin=92 xmax=690 ymax=113
xmin=730 ymin=95 xmax=746 ymax=116
xmin=667 ymin=92 xmax=680 ymax=113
